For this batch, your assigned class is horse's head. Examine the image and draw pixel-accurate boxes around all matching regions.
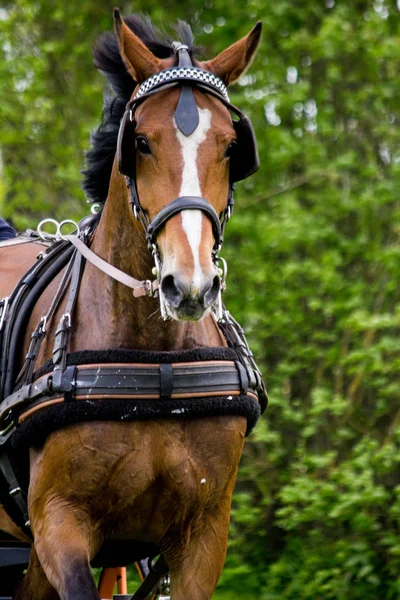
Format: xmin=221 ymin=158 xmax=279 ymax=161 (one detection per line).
xmin=114 ymin=10 xmax=261 ymax=321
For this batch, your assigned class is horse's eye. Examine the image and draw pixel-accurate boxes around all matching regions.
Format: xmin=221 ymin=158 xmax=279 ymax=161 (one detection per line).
xmin=224 ymin=141 xmax=238 ymax=159
xmin=136 ymin=136 xmax=152 ymax=155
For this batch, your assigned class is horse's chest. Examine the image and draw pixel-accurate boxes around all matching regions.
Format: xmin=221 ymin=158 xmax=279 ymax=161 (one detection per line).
xmin=29 ymin=418 xmax=246 ymax=542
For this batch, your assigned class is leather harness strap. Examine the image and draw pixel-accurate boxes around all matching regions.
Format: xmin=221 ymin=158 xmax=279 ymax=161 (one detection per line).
xmin=1 ymin=241 xmax=74 ymax=401
xmin=14 ymin=250 xmax=77 ymax=389
xmin=146 ymin=197 xmax=222 ymax=253
xmin=52 ymin=249 xmax=84 ymax=372
xmin=65 ymin=235 xmax=159 ymax=297
xmin=0 ymin=360 xmax=254 ymax=429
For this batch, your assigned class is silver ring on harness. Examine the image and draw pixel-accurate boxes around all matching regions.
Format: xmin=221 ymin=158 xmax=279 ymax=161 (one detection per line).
xmin=37 ymin=218 xmax=81 ymax=242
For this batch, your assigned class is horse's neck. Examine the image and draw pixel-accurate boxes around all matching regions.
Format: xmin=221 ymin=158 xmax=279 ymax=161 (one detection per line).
xmin=73 ymin=180 xmax=224 ymax=352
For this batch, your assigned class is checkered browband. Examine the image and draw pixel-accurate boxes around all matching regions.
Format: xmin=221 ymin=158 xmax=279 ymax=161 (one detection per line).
xmin=133 ymin=67 xmax=230 ymax=102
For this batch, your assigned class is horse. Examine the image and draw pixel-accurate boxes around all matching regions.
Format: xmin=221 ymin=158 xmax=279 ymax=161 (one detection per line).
xmin=0 ymin=10 xmax=264 ymax=599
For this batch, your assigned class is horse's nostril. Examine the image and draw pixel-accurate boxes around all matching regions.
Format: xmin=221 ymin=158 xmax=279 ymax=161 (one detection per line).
xmin=162 ymin=273 xmax=220 ymax=315
xmin=161 ymin=274 xmax=183 ymax=308
xmin=203 ymin=275 xmax=220 ymax=308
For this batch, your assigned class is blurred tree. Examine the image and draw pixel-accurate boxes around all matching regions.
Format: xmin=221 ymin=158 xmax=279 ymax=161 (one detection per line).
xmin=1 ymin=1 xmax=400 ymax=598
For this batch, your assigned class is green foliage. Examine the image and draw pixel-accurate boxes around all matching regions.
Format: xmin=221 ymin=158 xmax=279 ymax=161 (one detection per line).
xmin=1 ymin=1 xmax=400 ymax=598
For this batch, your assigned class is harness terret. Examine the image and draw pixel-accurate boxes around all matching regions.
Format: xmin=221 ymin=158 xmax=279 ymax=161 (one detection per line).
xmin=0 ymin=46 xmax=266 ymax=533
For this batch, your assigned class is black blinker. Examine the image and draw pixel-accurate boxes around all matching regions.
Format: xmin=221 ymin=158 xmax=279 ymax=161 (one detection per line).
xmin=230 ymin=116 xmax=260 ymax=182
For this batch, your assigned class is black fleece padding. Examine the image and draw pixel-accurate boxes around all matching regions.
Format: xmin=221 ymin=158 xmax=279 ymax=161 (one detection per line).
xmin=12 ymin=394 xmax=260 ymax=451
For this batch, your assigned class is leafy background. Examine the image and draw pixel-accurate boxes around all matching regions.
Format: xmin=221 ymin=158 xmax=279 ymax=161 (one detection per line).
xmin=1 ymin=0 xmax=400 ymax=598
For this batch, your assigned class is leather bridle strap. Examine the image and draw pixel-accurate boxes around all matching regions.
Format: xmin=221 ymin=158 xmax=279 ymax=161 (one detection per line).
xmin=146 ymin=197 xmax=222 ymax=252
xmin=65 ymin=235 xmax=159 ymax=297
xmin=121 ymin=60 xmax=241 ymax=255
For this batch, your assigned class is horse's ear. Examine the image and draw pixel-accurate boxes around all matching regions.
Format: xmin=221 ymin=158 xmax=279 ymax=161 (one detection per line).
xmin=113 ymin=8 xmax=164 ymax=83
xmin=201 ymin=22 xmax=262 ymax=86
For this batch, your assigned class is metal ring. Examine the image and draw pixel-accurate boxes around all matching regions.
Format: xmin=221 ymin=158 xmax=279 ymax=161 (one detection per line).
xmin=58 ymin=219 xmax=80 ymax=241
xmin=39 ymin=315 xmax=47 ymax=334
xmin=37 ymin=218 xmax=59 ymax=241
xmin=217 ymin=256 xmax=228 ymax=292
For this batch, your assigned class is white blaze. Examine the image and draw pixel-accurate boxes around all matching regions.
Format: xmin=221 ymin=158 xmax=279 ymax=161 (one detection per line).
xmin=174 ymin=107 xmax=212 ymax=293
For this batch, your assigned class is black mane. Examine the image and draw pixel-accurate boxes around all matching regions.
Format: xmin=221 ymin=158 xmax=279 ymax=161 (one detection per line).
xmin=82 ymin=15 xmax=195 ymax=204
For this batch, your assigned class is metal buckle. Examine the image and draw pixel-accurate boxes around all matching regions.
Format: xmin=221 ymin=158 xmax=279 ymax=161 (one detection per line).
xmin=214 ymin=294 xmax=223 ymax=322
xmin=151 ymin=244 xmax=168 ymax=319
xmin=217 ymin=257 xmax=228 ymax=293
xmin=62 ymin=312 xmax=71 ymax=328
xmin=144 ymin=280 xmax=153 ymax=297
xmin=0 ymin=296 xmax=9 ymax=332
xmin=211 ymin=255 xmax=228 ymax=321
xmin=151 ymin=244 xmax=162 ymax=280
xmin=213 ymin=242 xmax=223 ymax=260
xmin=39 ymin=315 xmax=47 ymax=334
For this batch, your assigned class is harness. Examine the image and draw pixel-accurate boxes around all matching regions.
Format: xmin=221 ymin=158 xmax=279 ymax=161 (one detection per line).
xmin=0 ymin=47 xmax=266 ymax=534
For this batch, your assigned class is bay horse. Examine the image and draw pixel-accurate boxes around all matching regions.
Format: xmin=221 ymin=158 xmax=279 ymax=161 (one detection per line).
xmin=0 ymin=10 xmax=264 ymax=599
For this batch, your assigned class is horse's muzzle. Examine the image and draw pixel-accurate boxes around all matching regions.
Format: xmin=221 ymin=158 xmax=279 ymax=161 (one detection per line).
xmin=161 ymin=272 xmax=220 ymax=321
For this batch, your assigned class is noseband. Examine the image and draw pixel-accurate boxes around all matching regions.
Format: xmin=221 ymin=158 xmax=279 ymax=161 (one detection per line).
xmin=146 ymin=197 xmax=222 ymax=254
xmin=115 ymin=43 xmax=260 ymax=313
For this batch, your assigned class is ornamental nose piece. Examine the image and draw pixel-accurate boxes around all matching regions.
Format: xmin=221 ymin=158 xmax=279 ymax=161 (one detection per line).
xmin=161 ymin=272 xmax=221 ymax=320
xmin=172 ymin=41 xmax=199 ymax=136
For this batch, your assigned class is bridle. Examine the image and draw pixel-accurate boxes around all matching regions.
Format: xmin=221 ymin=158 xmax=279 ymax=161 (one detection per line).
xmin=114 ymin=43 xmax=260 ymax=318
xmin=14 ymin=45 xmax=260 ymax=322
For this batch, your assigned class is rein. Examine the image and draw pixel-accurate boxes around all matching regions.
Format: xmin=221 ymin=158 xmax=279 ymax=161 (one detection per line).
xmin=65 ymin=235 xmax=159 ymax=298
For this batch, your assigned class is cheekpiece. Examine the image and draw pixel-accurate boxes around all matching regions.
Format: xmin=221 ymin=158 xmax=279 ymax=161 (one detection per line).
xmin=133 ymin=67 xmax=230 ymax=102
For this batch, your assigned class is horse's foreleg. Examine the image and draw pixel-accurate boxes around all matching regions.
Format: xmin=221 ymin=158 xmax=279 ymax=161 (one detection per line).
xmin=29 ymin=505 xmax=101 ymax=600
xmin=165 ymin=496 xmax=233 ymax=600
xmin=14 ymin=546 xmax=59 ymax=600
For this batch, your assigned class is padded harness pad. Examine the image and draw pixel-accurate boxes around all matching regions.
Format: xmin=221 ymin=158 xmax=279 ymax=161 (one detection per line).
xmin=9 ymin=347 xmax=261 ymax=449
xmin=12 ymin=393 xmax=260 ymax=451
